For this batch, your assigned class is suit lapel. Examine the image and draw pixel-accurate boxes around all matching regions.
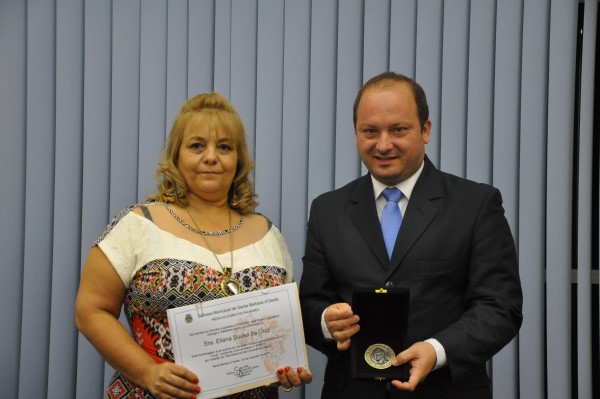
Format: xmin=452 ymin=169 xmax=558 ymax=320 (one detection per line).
xmin=388 ymin=158 xmax=442 ymax=274
xmin=349 ymin=175 xmax=390 ymax=269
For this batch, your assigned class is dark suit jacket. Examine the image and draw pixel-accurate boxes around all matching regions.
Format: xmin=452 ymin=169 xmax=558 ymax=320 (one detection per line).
xmin=299 ymin=157 xmax=523 ymax=399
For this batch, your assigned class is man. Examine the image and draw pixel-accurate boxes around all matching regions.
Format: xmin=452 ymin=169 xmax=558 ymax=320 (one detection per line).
xmin=299 ymin=72 xmax=523 ymax=399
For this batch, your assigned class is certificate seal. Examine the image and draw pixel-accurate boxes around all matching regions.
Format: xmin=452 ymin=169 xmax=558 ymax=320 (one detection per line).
xmin=364 ymin=344 xmax=395 ymax=369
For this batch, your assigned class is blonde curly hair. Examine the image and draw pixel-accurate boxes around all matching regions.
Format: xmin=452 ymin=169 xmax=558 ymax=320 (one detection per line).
xmin=148 ymin=92 xmax=258 ymax=214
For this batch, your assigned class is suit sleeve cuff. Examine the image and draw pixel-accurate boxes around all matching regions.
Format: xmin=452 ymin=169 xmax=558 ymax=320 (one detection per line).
xmin=425 ymin=338 xmax=447 ymax=370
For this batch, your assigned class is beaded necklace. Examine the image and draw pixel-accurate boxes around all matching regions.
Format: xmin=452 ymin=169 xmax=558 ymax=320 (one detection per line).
xmin=164 ymin=202 xmax=244 ymax=235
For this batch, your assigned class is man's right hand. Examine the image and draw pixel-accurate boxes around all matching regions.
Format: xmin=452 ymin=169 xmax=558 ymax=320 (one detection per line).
xmin=324 ymin=303 xmax=360 ymax=351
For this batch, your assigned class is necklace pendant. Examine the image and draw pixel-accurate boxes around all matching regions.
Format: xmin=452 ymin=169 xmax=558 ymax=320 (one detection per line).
xmin=221 ymin=267 xmax=240 ymax=296
xmin=179 ymin=204 xmax=240 ymax=295
xmin=221 ymin=275 xmax=241 ymax=296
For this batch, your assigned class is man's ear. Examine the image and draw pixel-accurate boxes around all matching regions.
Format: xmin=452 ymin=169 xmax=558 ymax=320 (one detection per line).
xmin=422 ymin=120 xmax=432 ymax=144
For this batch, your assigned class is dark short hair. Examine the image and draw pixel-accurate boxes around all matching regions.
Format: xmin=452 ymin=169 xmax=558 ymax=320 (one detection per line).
xmin=353 ymin=72 xmax=429 ymax=130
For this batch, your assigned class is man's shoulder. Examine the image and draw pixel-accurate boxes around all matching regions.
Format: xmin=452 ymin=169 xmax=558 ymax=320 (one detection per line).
xmin=432 ymin=169 xmax=499 ymax=203
xmin=439 ymin=169 xmax=491 ymax=187
xmin=421 ymin=156 xmax=493 ymax=190
xmin=312 ymin=175 xmax=369 ymax=203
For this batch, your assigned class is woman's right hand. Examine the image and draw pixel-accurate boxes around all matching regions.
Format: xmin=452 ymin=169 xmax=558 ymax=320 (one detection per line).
xmin=142 ymin=362 xmax=200 ymax=399
xmin=76 ymin=247 xmax=199 ymax=399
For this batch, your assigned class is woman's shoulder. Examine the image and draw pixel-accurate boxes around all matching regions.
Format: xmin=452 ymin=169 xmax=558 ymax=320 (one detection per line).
xmin=129 ymin=201 xmax=164 ymax=218
xmin=245 ymin=212 xmax=274 ymax=230
xmin=95 ymin=201 xmax=160 ymax=244
xmin=107 ymin=201 xmax=160 ymax=223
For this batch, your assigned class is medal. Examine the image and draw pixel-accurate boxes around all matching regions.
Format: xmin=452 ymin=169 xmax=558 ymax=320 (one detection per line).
xmin=220 ymin=273 xmax=241 ymax=296
xmin=364 ymin=343 xmax=395 ymax=369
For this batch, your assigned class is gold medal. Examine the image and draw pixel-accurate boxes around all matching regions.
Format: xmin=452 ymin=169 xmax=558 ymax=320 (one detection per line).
xmin=220 ymin=275 xmax=241 ymax=296
xmin=364 ymin=343 xmax=395 ymax=369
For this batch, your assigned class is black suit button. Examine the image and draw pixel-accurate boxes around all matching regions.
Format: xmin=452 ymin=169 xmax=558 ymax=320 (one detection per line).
xmin=385 ymin=281 xmax=394 ymax=288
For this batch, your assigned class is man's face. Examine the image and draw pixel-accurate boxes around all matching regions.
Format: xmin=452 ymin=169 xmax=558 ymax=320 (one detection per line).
xmin=355 ymin=82 xmax=430 ymax=186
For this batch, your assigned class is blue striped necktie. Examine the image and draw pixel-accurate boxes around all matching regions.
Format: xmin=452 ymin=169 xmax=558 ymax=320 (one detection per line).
xmin=381 ymin=187 xmax=402 ymax=259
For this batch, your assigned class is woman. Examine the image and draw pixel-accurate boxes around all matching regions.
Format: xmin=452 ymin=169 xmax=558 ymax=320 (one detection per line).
xmin=75 ymin=92 xmax=311 ymax=399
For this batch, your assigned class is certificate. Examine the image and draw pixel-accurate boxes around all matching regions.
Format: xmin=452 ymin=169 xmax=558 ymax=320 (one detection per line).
xmin=167 ymin=283 xmax=308 ymax=399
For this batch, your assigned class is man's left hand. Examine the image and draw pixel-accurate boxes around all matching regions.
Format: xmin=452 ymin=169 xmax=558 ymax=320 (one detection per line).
xmin=390 ymin=341 xmax=437 ymax=392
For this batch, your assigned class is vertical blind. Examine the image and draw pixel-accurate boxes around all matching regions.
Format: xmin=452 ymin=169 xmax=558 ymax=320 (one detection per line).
xmin=0 ymin=1 xmax=597 ymax=399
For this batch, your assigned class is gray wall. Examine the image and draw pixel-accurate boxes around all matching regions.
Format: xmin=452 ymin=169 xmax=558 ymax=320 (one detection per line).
xmin=0 ymin=1 xmax=597 ymax=399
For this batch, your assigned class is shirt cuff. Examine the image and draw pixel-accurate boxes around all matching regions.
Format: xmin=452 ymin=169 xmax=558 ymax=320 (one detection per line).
xmin=321 ymin=308 xmax=334 ymax=339
xmin=424 ymin=338 xmax=447 ymax=370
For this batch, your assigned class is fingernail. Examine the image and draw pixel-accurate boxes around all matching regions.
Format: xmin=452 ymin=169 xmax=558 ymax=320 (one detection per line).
xmin=277 ymin=369 xmax=284 ymax=375
xmin=190 ymin=396 xmax=196 ymax=399
xmin=195 ymin=386 xmax=201 ymax=393
xmin=285 ymin=366 xmax=291 ymax=372
xmin=297 ymin=367 xmax=303 ymax=373
xmin=194 ymin=378 xmax=199 ymax=384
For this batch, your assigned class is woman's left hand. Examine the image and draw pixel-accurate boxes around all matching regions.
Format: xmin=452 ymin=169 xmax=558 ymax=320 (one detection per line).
xmin=276 ymin=365 xmax=312 ymax=392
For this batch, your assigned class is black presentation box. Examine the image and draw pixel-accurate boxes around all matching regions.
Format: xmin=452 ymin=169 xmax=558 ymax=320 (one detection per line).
xmin=350 ymin=287 xmax=410 ymax=382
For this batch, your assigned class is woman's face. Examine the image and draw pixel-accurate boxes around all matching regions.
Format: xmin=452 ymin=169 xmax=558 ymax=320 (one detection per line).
xmin=177 ymin=114 xmax=238 ymax=203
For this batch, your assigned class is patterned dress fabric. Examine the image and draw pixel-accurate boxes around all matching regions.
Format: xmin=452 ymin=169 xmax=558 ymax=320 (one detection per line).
xmin=95 ymin=203 xmax=293 ymax=399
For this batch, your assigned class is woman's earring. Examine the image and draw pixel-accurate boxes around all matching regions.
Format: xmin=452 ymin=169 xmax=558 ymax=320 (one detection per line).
xmin=162 ymin=192 xmax=176 ymax=203
xmin=230 ymin=182 xmax=239 ymax=207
